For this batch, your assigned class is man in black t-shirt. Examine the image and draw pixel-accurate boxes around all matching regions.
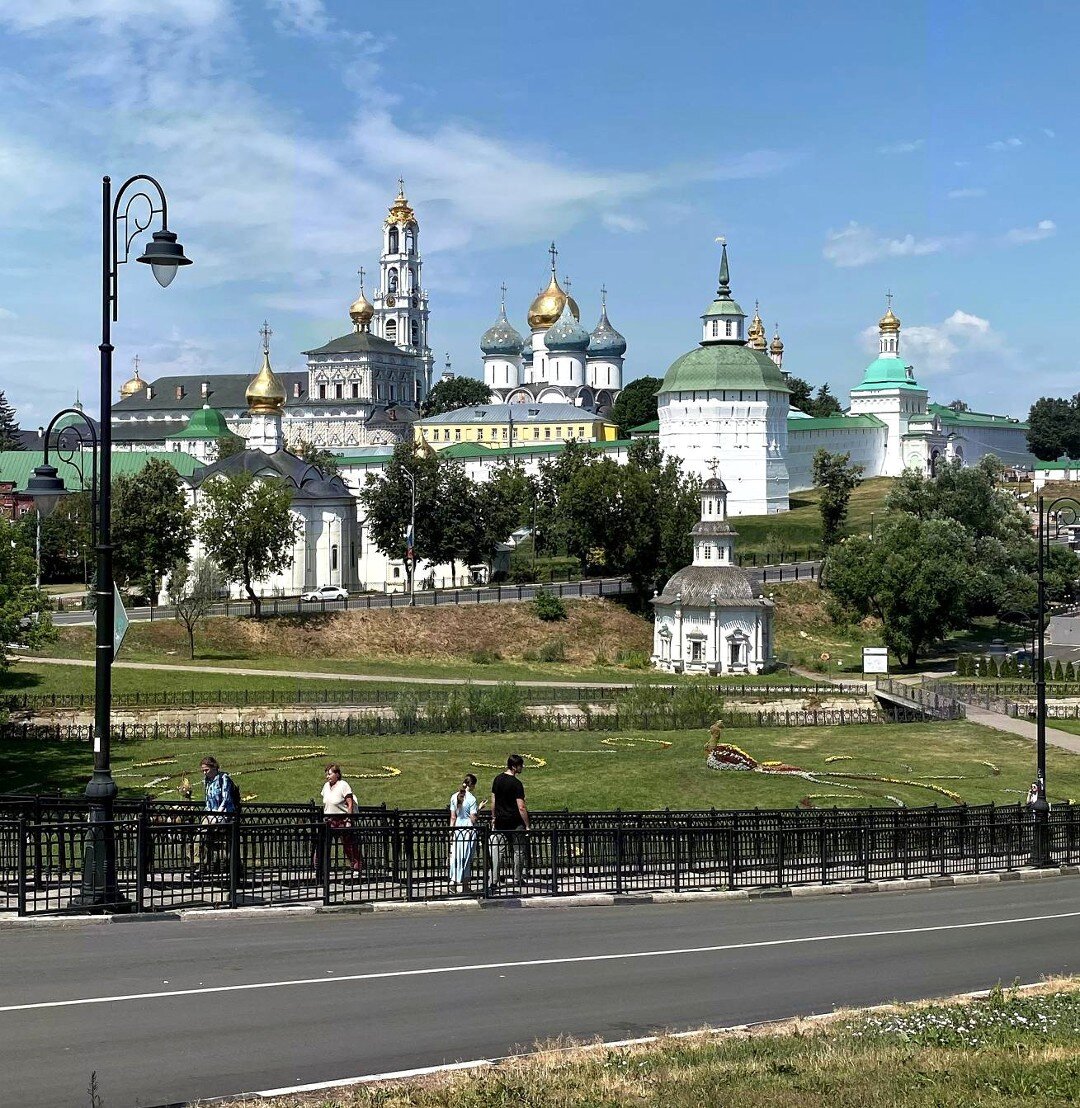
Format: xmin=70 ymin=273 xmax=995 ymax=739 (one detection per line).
xmin=489 ymin=754 xmax=530 ymax=889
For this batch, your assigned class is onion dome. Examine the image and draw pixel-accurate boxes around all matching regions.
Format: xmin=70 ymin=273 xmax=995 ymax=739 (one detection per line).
xmin=349 ymin=283 xmax=374 ymax=331
xmin=747 ymin=302 xmax=767 ymax=351
xmin=544 ymin=297 xmax=590 ymax=352
xmin=119 ymin=364 xmax=147 ymax=398
xmin=702 ymin=476 xmax=728 ymax=494
xmin=769 ymin=325 xmax=784 ymax=356
xmin=246 ymin=350 xmax=287 ymax=413
xmin=480 ymin=299 xmax=525 ymax=356
xmin=587 ymin=300 xmax=627 ymax=358
xmin=521 ymin=339 xmax=534 ymax=363
xmin=385 ymin=179 xmax=415 ymax=225
xmin=528 ymin=273 xmax=579 ymax=331
xmin=879 ymin=305 xmax=901 ymax=333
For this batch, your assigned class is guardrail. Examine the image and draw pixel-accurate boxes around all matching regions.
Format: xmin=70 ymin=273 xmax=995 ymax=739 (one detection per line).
xmin=874 ymin=678 xmax=966 ymax=721
xmin=3 ymin=799 xmax=1075 ymax=915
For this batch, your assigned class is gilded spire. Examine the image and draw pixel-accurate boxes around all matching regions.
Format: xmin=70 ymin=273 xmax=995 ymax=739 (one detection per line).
xmin=246 ymin=322 xmax=286 ymax=413
xmin=747 ymin=300 xmax=767 ymax=351
xmin=386 ymin=178 xmax=416 ymax=225
xmin=879 ymin=290 xmax=901 ymax=333
xmin=528 ymin=242 xmax=579 ymax=330
xmin=349 ymin=266 xmax=374 ymax=331
xmin=769 ymin=323 xmax=784 ymax=355
xmin=120 ymin=353 xmax=147 ymax=398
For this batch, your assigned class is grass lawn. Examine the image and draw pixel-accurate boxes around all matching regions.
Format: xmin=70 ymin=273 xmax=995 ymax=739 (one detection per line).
xmin=4 ymin=719 xmax=1076 ymax=809
xmin=226 ymin=981 xmax=1080 ymax=1107
xmin=734 ymin=476 xmax=894 ymax=561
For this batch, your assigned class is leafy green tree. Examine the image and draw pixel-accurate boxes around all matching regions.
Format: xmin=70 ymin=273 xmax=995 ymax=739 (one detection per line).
xmin=812 ymin=449 xmax=863 ymax=547
xmin=197 ymin=471 xmax=299 ymax=618
xmin=421 ymin=376 xmax=492 ymax=417
xmin=0 ymin=517 xmax=54 ymax=667
xmin=809 ymin=383 xmax=842 ymax=417
xmin=168 ymin=556 xmax=225 ymax=658
xmin=824 ymin=515 xmax=974 ymax=668
xmin=213 ymin=434 xmax=244 ymax=462
xmin=292 ymin=439 xmax=341 ymax=475
xmin=475 ymin=461 xmax=536 ymax=574
xmin=782 ymin=374 xmax=842 ymax=417
xmin=1026 ymin=395 xmax=1080 ymax=461
xmin=609 ymin=376 xmax=662 ymax=437
xmin=948 ymin=399 xmax=970 ymax=412
xmin=112 ymin=459 xmax=194 ymax=601
xmin=0 ymin=390 xmax=21 ymax=450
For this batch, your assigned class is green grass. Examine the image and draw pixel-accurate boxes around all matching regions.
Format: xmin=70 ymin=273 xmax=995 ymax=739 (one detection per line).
xmin=4 ymin=719 xmax=1076 ymax=809
xmin=735 ymin=476 xmax=894 ymax=561
xmin=225 ymin=982 xmax=1080 ymax=1107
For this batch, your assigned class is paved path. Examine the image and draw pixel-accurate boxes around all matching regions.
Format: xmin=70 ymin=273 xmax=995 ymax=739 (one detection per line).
xmin=1 ymin=880 xmax=1077 ymax=1106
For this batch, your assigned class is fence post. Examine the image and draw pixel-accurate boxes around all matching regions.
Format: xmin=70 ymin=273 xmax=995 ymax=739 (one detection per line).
xmin=17 ymin=815 xmax=27 ymax=916
xmin=405 ymin=828 xmax=414 ymax=901
xmin=550 ymin=827 xmax=559 ymax=895
xmin=228 ymin=815 xmax=240 ymax=910
xmin=136 ymin=805 xmax=148 ymax=913
xmin=673 ymin=829 xmax=682 ymax=893
xmin=615 ymin=828 xmax=624 ymax=895
xmin=321 ymin=818 xmax=332 ymax=907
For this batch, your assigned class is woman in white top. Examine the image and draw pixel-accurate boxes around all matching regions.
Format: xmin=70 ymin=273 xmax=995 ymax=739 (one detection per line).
xmin=448 ymin=773 xmax=478 ymax=892
xmin=321 ymin=762 xmax=362 ymax=873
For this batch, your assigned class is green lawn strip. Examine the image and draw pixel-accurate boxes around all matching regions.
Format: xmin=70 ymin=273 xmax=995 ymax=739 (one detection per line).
xmin=226 ymin=982 xmax=1080 ymax=1108
xmin=4 ymin=721 xmax=1074 ymax=810
xmin=734 ymin=476 xmax=893 ymax=561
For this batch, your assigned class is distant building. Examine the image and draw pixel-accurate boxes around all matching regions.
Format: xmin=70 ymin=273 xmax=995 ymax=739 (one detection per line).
xmin=414 ymin=403 xmax=619 ymax=452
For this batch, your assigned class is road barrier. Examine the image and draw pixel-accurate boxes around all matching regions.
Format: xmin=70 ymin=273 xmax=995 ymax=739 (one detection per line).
xmin=2 ymin=798 xmax=1076 ymax=916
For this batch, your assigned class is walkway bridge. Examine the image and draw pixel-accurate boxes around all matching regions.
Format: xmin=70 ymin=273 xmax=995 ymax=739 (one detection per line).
xmin=874 ymin=677 xmax=965 ymax=721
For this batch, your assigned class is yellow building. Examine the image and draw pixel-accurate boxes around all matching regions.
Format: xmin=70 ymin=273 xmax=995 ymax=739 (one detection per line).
xmin=414 ymin=402 xmax=619 ymax=452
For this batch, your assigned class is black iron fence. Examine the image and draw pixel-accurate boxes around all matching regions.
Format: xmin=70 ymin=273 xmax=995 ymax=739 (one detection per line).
xmin=2 ymin=798 xmax=1076 ymax=916
xmin=3 ymin=681 xmax=869 ymax=714
xmin=875 ymin=678 xmax=966 ymax=721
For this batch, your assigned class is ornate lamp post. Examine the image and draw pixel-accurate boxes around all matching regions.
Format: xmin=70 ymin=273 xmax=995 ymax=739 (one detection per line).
xmin=1031 ymin=494 xmax=1080 ymax=866
xmin=24 ymin=176 xmax=191 ymax=909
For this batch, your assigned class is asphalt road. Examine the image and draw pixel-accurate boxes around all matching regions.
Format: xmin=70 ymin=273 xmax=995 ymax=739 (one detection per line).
xmin=1 ymin=880 xmax=1078 ymax=1106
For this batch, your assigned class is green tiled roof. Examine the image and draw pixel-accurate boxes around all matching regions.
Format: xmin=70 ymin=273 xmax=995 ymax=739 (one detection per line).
xmin=701 ymin=298 xmax=746 ymax=318
xmin=629 ymin=419 xmax=659 ymax=434
xmin=850 ymin=355 xmax=925 ymax=392
xmin=659 ymin=343 xmax=790 ymax=394
xmin=1034 ymin=458 xmax=1080 ymax=471
xmin=786 ymin=414 xmax=887 ymax=431
xmin=0 ymin=450 xmax=202 ymax=492
xmin=169 ymin=406 xmax=237 ymax=441
xmin=927 ymin=402 xmax=1028 ymax=430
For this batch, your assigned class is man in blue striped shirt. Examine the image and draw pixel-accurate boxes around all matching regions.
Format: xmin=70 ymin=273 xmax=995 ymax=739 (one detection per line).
xmin=192 ymin=756 xmax=237 ymax=877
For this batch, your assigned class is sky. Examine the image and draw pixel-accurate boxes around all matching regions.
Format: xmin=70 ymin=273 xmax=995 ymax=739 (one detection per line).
xmin=0 ymin=0 xmax=1072 ymax=430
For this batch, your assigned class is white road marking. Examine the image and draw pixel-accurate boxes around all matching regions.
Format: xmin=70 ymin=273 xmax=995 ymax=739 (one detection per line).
xmin=2 ymin=910 xmax=1078 ymax=1015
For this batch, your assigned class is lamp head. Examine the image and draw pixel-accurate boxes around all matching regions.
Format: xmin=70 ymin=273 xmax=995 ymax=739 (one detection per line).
xmin=25 ymin=463 xmax=68 ymax=519
xmin=136 ymin=229 xmax=192 ymax=288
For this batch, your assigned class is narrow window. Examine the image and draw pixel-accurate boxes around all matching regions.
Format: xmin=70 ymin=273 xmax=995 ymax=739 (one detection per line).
xmin=335 ymin=383 xmax=343 ymax=400
xmin=331 ymin=545 xmax=339 ymax=572
xmin=319 ymin=384 xmax=327 ymax=400
xmin=711 ymin=320 xmax=719 ymax=338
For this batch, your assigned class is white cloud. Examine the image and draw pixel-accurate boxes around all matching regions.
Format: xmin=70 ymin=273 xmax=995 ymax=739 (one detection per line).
xmin=861 ymin=309 xmax=1005 ymax=380
xmin=1043 ymin=127 xmax=1056 ymax=138
xmin=823 ymin=222 xmax=961 ymax=268
xmin=1004 ymin=218 xmax=1056 ymax=245
xmin=266 ymin=0 xmax=329 ymax=36
xmin=0 ymin=0 xmax=227 ymax=30
xmin=601 ymin=213 xmax=647 ymax=234
xmin=947 ymin=187 xmax=986 ymax=200
xmin=878 ymin=139 xmax=923 ymax=155
xmin=988 ymin=137 xmax=1023 ymax=151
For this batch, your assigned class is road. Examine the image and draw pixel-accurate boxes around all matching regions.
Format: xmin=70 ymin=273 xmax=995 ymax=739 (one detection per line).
xmin=1 ymin=879 xmax=1077 ymax=1106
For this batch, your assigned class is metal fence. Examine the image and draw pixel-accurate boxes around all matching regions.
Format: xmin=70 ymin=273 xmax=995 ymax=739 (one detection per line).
xmin=875 ymin=678 xmax=966 ymax=721
xmin=2 ymin=799 xmax=1076 ymax=916
xmin=3 ymin=681 xmax=869 ymax=714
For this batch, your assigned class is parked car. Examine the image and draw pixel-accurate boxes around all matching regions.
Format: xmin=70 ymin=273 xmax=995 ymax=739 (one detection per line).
xmin=300 ymin=584 xmax=349 ymax=602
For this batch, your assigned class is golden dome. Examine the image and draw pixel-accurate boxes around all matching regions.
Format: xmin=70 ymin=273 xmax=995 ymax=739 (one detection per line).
xmin=528 ymin=273 xmax=580 ymax=331
xmin=385 ymin=179 xmax=415 ymax=226
xmin=119 ymin=365 xmax=146 ymax=398
xmin=879 ymin=306 xmax=901 ymax=333
xmin=349 ymin=288 xmax=374 ymax=329
xmin=769 ymin=328 xmax=784 ymax=355
xmin=246 ymin=350 xmax=286 ymax=413
xmin=747 ymin=304 xmax=767 ymax=351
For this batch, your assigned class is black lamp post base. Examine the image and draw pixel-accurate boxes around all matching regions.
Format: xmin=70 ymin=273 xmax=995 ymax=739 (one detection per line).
xmin=70 ymin=806 xmax=132 ymax=913
xmin=1029 ymin=799 xmax=1052 ymax=868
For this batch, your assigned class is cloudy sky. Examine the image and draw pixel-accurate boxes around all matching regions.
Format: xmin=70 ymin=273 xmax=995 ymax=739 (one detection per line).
xmin=0 ymin=0 xmax=1070 ymax=429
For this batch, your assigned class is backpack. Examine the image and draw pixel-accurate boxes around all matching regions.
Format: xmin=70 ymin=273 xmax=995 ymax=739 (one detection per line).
xmin=225 ymin=774 xmax=242 ymax=814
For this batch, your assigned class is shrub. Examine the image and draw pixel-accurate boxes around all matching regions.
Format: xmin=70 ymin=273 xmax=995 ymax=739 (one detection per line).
xmin=616 ymin=685 xmax=673 ymax=728
xmin=615 ymin=648 xmax=650 ymax=669
xmin=536 ymin=636 xmax=567 ymax=663
xmin=1067 ymin=661 xmax=1077 ymax=683
xmin=392 ymin=691 xmax=422 ymax=733
xmin=466 ymin=682 xmax=525 ymax=730
xmin=670 ymin=685 xmax=725 ymax=727
xmin=470 ymin=647 xmax=501 ymax=665
xmin=533 ymin=589 xmax=568 ymax=622
xmin=1053 ymin=658 xmax=1065 ymax=681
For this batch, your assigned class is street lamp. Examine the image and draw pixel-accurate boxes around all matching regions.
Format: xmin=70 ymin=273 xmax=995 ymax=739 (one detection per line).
xmin=401 ymin=465 xmax=416 ymax=605
xmin=1031 ymin=494 xmax=1080 ymax=866
xmin=26 ymin=176 xmax=191 ymax=909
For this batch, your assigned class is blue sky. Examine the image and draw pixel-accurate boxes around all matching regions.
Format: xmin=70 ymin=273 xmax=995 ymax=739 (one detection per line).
xmin=0 ymin=0 xmax=1070 ymax=429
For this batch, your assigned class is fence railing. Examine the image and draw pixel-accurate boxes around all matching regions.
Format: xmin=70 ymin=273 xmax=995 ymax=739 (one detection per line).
xmin=875 ymin=678 xmax=966 ymax=721
xmin=2 ymin=681 xmax=870 ymax=714
xmin=2 ymin=799 xmax=1075 ymax=916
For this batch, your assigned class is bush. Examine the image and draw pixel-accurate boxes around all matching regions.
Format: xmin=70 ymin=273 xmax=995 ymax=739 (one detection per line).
xmin=470 ymin=647 xmax=501 ymax=665
xmin=536 ymin=637 xmax=567 ymax=663
xmin=533 ymin=589 xmax=568 ymax=622
xmin=616 ymin=685 xmax=672 ymax=728
xmin=670 ymin=685 xmax=725 ymax=727
xmin=466 ymin=682 xmax=525 ymax=730
xmin=615 ymin=648 xmax=650 ymax=669
xmin=392 ymin=691 xmax=422 ymax=733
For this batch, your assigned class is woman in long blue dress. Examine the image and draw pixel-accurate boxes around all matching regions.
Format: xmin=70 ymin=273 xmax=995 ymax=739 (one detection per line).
xmin=448 ymin=773 xmax=478 ymax=893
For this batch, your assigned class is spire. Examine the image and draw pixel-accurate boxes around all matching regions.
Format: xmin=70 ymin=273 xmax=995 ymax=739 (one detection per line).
xmin=769 ymin=322 xmax=784 ymax=367
xmin=716 ymin=236 xmax=731 ymax=298
xmin=548 ymin=241 xmax=558 ymax=275
xmin=259 ymin=320 xmax=272 ymax=356
xmin=747 ymin=300 xmax=767 ymax=351
xmin=349 ymin=266 xmax=374 ymax=331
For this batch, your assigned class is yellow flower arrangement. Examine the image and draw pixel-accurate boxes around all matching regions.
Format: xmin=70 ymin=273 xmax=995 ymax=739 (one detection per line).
xmin=601 ymin=737 xmax=673 ymax=750
xmin=343 ymin=766 xmax=401 ymax=779
xmin=471 ymin=753 xmax=548 ymax=769
xmin=274 ymin=751 xmax=328 ymax=763
xmin=824 ymin=755 xmax=852 ymax=764
xmin=132 ymin=757 xmax=178 ymax=768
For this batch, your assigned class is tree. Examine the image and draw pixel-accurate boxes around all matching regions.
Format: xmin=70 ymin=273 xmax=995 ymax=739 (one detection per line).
xmin=197 ymin=471 xmax=299 ymax=618
xmin=474 ymin=461 xmax=536 ymax=574
xmin=168 ymin=556 xmax=225 ymax=658
xmin=112 ymin=459 xmax=194 ymax=601
xmin=19 ymin=492 xmax=93 ymax=584
xmin=809 ymin=384 xmax=842 ymax=417
xmin=812 ymin=449 xmax=863 ymax=547
xmin=292 ymin=439 xmax=341 ymax=475
xmin=609 ymin=376 xmax=662 ymax=437
xmin=0 ymin=390 xmax=21 ymax=450
xmin=782 ymin=374 xmax=842 ymax=417
xmin=824 ymin=515 xmax=974 ymax=668
xmin=212 ymin=435 xmax=244 ymax=462
xmin=948 ymin=399 xmax=970 ymax=412
xmin=0 ymin=517 xmax=54 ymax=667
xmin=1027 ymin=395 xmax=1080 ymax=461
xmin=421 ymin=376 xmax=492 ymax=417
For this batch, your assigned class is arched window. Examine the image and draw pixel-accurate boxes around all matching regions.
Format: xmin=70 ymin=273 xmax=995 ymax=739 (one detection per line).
xmin=385 ymin=318 xmax=397 ymax=341
xmin=331 ymin=544 xmax=339 ymax=572
xmin=410 ymin=321 xmax=419 ymax=346
xmin=388 ymin=268 xmax=398 ymax=292
xmin=711 ymin=320 xmax=719 ymax=338
xmin=388 ymin=227 xmax=399 ymax=253
xmin=404 ymin=228 xmax=415 ymax=253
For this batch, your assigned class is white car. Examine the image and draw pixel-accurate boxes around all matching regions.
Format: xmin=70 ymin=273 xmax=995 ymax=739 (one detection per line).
xmin=300 ymin=585 xmax=349 ymax=603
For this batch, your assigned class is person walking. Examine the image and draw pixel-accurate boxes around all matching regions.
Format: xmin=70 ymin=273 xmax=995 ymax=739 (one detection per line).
xmin=187 ymin=756 xmax=238 ymax=877
xmin=321 ymin=763 xmax=362 ymax=874
xmin=489 ymin=755 xmax=530 ymax=890
xmin=448 ymin=773 xmax=478 ymax=893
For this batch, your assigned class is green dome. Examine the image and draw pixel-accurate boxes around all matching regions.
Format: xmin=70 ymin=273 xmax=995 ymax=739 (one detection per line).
xmin=850 ymin=355 xmax=924 ymax=392
xmin=172 ymin=405 xmax=237 ymax=440
xmin=658 ymin=343 xmax=790 ymax=394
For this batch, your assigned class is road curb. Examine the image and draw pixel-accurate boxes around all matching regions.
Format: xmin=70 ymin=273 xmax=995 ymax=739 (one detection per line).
xmin=1 ymin=865 xmax=1076 ymax=929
